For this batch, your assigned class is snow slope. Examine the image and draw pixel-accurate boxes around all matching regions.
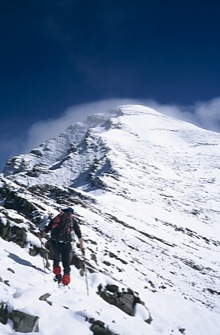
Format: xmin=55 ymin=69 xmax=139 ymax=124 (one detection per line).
xmin=0 ymin=105 xmax=220 ymax=334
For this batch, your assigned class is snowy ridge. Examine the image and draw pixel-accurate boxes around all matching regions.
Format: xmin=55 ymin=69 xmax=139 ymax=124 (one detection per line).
xmin=0 ymin=105 xmax=220 ymax=334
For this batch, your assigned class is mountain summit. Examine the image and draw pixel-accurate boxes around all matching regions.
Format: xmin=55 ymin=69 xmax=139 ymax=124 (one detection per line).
xmin=0 ymin=105 xmax=220 ymax=334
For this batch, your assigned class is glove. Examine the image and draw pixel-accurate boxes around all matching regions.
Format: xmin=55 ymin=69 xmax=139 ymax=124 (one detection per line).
xmin=38 ymin=230 xmax=47 ymax=239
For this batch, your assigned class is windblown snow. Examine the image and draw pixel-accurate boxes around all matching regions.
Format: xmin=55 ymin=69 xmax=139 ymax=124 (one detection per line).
xmin=0 ymin=105 xmax=220 ymax=335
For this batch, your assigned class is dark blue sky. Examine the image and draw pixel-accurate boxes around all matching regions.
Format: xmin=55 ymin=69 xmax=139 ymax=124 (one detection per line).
xmin=0 ymin=0 xmax=220 ymax=169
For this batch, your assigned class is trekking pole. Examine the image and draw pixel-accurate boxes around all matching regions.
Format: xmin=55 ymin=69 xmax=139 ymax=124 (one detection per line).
xmin=84 ymin=259 xmax=89 ymax=296
xmin=39 ymin=235 xmax=51 ymax=272
xmin=40 ymin=237 xmax=46 ymax=272
xmin=81 ymin=253 xmax=89 ymax=296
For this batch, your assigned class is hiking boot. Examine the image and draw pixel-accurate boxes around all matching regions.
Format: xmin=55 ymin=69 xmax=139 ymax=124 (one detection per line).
xmin=62 ymin=274 xmax=70 ymax=285
xmin=54 ymin=274 xmax=62 ymax=284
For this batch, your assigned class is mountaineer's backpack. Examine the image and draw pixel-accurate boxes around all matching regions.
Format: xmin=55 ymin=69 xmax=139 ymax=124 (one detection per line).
xmin=51 ymin=208 xmax=74 ymax=243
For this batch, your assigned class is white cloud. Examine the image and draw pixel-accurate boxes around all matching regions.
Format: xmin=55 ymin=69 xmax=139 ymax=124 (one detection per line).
xmin=24 ymin=98 xmax=142 ymax=151
xmin=194 ymin=97 xmax=220 ymax=131
xmin=149 ymin=98 xmax=220 ymax=133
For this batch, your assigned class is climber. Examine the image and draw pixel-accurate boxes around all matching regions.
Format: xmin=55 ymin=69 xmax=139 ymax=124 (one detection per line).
xmin=40 ymin=207 xmax=85 ymax=285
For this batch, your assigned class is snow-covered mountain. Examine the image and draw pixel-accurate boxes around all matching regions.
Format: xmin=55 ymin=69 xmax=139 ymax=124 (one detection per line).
xmin=0 ymin=105 xmax=220 ymax=335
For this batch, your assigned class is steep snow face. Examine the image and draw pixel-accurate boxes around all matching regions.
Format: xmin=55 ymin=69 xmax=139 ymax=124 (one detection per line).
xmin=3 ymin=104 xmax=220 ymax=185
xmin=2 ymin=104 xmax=220 ymax=236
xmin=3 ymin=105 xmax=220 ymax=229
xmin=1 ymin=105 xmax=220 ymax=334
xmin=2 ymin=107 xmax=124 ymax=186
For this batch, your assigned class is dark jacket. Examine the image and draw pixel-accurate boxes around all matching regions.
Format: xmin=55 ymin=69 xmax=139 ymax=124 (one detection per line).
xmin=44 ymin=213 xmax=82 ymax=240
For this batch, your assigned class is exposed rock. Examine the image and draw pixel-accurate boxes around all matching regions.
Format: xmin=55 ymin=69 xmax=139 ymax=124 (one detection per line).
xmin=89 ymin=318 xmax=114 ymax=335
xmin=4 ymin=280 xmax=10 ymax=286
xmin=0 ymin=304 xmax=40 ymax=333
xmin=3 ymin=188 xmax=37 ymax=218
xmin=0 ymin=218 xmax=27 ymax=247
xmin=39 ymin=293 xmax=51 ymax=301
xmin=39 ymin=293 xmax=52 ymax=305
xmin=97 ymin=284 xmax=152 ymax=322
xmin=207 ymin=288 xmax=220 ymax=296
xmin=0 ymin=303 xmax=8 ymax=325
xmin=9 ymin=310 xmax=39 ymax=333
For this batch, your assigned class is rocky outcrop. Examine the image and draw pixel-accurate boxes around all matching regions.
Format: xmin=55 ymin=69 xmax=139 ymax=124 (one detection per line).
xmin=97 ymin=284 xmax=152 ymax=323
xmin=10 ymin=310 xmax=39 ymax=333
xmin=0 ymin=185 xmax=37 ymax=218
xmin=0 ymin=303 xmax=8 ymax=325
xmin=0 ymin=207 xmax=51 ymax=270
xmin=0 ymin=210 xmax=28 ymax=247
xmin=88 ymin=318 xmax=117 ymax=335
xmin=0 ymin=303 xmax=39 ymax=333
